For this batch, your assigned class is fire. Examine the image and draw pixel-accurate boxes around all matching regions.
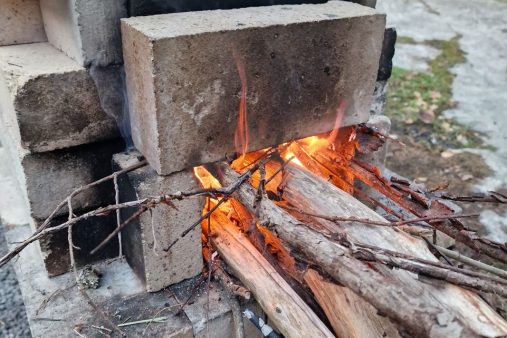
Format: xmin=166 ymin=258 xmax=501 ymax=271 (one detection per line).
xmin=233 ymin=54 xmax=249 ymax=161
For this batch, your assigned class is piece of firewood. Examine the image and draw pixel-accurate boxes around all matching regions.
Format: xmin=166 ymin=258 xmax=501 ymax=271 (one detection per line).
xmin=304 ymin=269 xmax=401 ymax=338
xmin=207 ymin=211 xmax=335 ymax=338
xmin=281 ymin=165 xmax=507 ymax=337
xmin=214 ymin=162 xmax=505 ymax=338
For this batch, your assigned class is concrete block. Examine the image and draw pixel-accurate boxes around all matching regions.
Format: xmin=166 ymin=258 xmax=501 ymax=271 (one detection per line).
xmin=113 ymin=151 xmax=203 ymax=292
xmin=122 ymin=1 xmax=386 ymax=175
xmin=0 ymin=122 xmax=124 ymax=220
xmin=129 ymin=0 xmax=326 ymax=17
xmin=39 ymin=0 xmax=127 ymax=67
xmin=39 ymin=213 xmax=119 ymax=276
xmin=0 ymin=0 xmax=47 ymax=46
xmin=0 ymin=43 xmax=118 ymax=153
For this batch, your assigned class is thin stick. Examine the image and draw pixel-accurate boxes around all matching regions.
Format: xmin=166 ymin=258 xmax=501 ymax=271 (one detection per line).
xmin=163 ymin=161 xmax=263 ymax=252
xmin=38 ymin=160 xmax=147 ymax=234
xmin=206 ymin=197 xmax=212 ymax=338
xmin=264 ymin=155 xmax=295 ymax=186
xmin=0 ymin=186 xmax=236 ymax=267
xmin=90 ymin=207 xmax=148 ymax=255
xmin=117 ymin=317 xmax=167 ymax=327
xmin=67 ymin=198 xmax=123 ymax=336
xmin=283 ymin=206 xmax=478 ymax=228
xmin=113 ymin=173 xmax=122 ymax=257
xmin=432 ymin=245 xmax=507 ymax=279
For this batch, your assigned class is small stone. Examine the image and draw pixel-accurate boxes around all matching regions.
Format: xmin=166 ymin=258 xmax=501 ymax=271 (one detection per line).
xmin=461 ymin=174 xmax=474 ymax=181
xmin=441 ymin=150 xmax=455 ymax=158
xmin=78 ymin=267 xmax=102 ymax=289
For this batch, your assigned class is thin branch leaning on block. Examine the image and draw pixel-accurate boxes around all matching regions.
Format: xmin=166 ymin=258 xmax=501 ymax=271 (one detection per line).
xmin=0 ymin=160 xmax=263 ymax=268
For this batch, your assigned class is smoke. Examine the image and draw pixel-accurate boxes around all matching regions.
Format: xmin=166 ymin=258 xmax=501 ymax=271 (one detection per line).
xmin=89 ymin=64 xmax=134 ymax=150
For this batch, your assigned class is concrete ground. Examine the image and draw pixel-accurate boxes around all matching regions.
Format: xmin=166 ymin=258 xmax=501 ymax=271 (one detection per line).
xmin=377 ymin=0 xmax=507 ymax=243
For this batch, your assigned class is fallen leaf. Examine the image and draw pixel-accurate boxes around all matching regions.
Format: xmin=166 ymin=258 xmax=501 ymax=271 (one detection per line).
xmin=461 ymin=174 xmax=474 ymax=181
xmin=419 ymin=109 xmax=435 ymax=124
xmin=441 ymin=150 xmax=455 ymax=158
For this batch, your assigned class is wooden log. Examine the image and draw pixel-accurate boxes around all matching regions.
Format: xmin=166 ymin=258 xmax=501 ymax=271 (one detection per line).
xmin=213 ymin=162 xmax=502 ymax=338
xmin=207 ymin=211 xmax=334 ymax=338
xmin=281 ymin=165 xmax=507 ymax=337
xmin=304 ymin=269 xmax=401 ymax=338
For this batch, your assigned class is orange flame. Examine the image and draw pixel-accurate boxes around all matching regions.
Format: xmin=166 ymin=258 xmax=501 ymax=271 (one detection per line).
xmin=327 ymin=100 xmax=347 ymax=145
xmin=233 ymin=54 xmax=249 ymax=161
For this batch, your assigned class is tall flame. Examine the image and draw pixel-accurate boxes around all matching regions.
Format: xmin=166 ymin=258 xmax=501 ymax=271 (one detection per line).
xmin=233 ymin=54 xmax=249 ymax=161
xmin=327 ymin=100 xmax=347 ymax=145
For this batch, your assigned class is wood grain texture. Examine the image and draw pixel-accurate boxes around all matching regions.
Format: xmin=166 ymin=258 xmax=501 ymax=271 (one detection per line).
xmin=208 ymin=211 xmax=334 ymax=338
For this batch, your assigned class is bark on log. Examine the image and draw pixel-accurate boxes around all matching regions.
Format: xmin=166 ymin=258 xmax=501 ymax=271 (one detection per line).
xmin=304 ymin=269 xmax=402 ymax=338
xmin=214 ymin=162 xmax=507 ymax=338
xmin=207 ymin=211 xmax=334 ymax=338
xmin=281 ymin=165 xmax=507 ymax=337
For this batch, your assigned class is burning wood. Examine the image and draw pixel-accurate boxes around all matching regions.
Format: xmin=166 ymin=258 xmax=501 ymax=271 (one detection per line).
xmin=192 ymin=127 xmax=507 ymax=337
xmin=2 ymin=126 xmax=507 ymax=337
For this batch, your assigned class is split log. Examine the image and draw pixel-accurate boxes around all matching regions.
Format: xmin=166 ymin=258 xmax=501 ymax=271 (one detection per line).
xmin=214 ymin=162 xmax=507 ymax=338
xmin=207 ymin=211 xmax=334 ymax=338
xmin=304 ymin=269 xmax=401 ymax=338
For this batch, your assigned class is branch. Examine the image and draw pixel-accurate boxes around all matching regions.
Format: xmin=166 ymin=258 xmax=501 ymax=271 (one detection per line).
xmin=0 ymin=187 xmax=234 ymax=268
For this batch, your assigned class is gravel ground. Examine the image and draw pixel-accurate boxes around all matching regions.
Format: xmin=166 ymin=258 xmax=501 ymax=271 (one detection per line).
xmin=0 ymin=224 xmax=31 ymax=338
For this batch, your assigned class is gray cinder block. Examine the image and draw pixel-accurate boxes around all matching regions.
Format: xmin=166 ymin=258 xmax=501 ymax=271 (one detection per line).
xmin=0 ymin=0 xmax=47 ymax=46
xmin=39 ymin=213 xmax=120 ymax=276
xmin=122 ymin=1 xmax=386 ymax=175
xmin=0 ymin=43 xmax=118 ymax=153
xmin=0 ymin=122 xmax=124 ymax=220
xmin=113 ymin=151 xmax=204 ymax=292
xmin=39 ymin=0 xmax=127 ymax=66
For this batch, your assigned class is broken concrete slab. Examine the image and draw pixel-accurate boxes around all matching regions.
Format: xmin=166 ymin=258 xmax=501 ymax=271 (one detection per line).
xmin=0 ymin=43 xmax=118 ymax=153
xmin=39 ymin=0 xmax=127 ymax=67
xmin=122 ymin=1 xmax=386 ymax=175
xmin=0 ymin=0 xmax=47 ymax=46
xmin=113 ymin=151 xmax=203 ymax=292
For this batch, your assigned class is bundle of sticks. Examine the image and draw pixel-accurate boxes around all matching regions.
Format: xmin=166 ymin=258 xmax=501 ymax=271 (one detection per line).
xmin=196 ymin=127 xmax=507 ymax=338
xmin=2 ymin=126 xmax=507 ymax=338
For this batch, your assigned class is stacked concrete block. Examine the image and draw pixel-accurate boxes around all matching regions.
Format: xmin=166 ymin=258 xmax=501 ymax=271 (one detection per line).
xmin=0 ymin=0 xmax=47 ymax=46
xmin=39 ymin=0 xmax=127 ymax=67
xmin=0 ymin=40 xmax=123 ymax=274
xmin=113 ymin=151 xmax=204 ymax=292
xmin=39 ymin=213 xmax=120 ymax=276
xmin=122 ymin=1 xmax=386 ymax=175
xmin=0 ymin=43 xmax=118 ymax=153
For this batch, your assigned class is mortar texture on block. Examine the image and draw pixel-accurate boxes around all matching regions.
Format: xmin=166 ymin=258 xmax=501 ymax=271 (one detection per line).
xmin=0 ymin=0 xmax=47 ymax=46
xmin=0 ymin=43 xmax=118 ymax=153
xmin=113 ymin=151 xmax=204 ymax=292
xmin=122 ymin=1 xmax=386 ymax=175
xmin=0 ymin=122 xmax=124 ymax=220
xmin=39 ymin=0 xmax=127 ymax=66
xmin=38 ymin=213 xmax=120 ymax=276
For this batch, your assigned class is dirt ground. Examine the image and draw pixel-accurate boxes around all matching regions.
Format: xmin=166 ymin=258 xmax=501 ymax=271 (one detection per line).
xmin=378 ymin=0 xmax=507 ymax=244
